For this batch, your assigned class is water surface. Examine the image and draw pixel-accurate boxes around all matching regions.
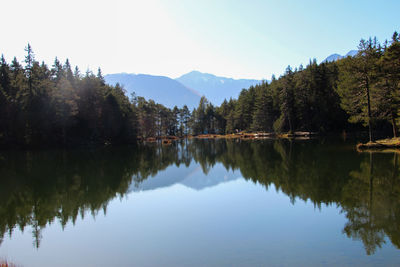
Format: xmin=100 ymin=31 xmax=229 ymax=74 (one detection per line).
xmin=0 ymin=139 xmax=399 ymax=266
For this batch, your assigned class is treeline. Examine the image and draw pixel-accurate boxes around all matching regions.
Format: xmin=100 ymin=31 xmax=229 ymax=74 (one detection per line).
xmin=0 ymin=45 xmax=197 ymax=147
xmin=189 ymin=31 xmax=400 ymax=138
xmin=1 ymin=31 xmax=399 ymax=147
xmin=134 ymin=96 xmax=191 ymax=138
xmin=0 ymin=45 xmax=137 ymax=147
xmin=138 ymin=31 xmax=400 ymax=138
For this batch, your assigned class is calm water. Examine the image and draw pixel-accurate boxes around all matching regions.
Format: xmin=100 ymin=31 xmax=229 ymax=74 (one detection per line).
xmin=0 ymin=139 xmax=400 ymax=266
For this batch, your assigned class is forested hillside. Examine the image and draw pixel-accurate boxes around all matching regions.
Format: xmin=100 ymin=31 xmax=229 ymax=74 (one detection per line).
xmin=1 ymin=31 xmax=399 ymax=147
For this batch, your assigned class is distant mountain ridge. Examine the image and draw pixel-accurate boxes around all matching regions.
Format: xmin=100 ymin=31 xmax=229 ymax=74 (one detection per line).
xmin=105 ymin=50 xmax=357 ymax=108
xmin=176 ymin=70 xmax=262 ymax=105
xmin=104 ymin=73 xmax=201 ymax=109
xmin=105 ymin=71 xmax=262 ymax=108
xmin=322 ymin=50 xmax=358 ymax=63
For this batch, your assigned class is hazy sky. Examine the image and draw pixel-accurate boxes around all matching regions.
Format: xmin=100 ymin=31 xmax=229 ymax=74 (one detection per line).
xmin=2 ymin=0 xmax=399 ymax=80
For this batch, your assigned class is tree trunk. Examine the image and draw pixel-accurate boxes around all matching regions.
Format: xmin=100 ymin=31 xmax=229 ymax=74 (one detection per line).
xmin=391 ymin=113 xmax=398 ymax=138
xmin=366 ymin=78 xmax=373 ymax=142
xmin=288 ymin=113 xmax=293 ymax=134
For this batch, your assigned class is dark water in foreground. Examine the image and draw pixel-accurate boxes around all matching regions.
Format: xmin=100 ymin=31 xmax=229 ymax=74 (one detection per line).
xmin=0 ymin=139 xmax=399 ymax=266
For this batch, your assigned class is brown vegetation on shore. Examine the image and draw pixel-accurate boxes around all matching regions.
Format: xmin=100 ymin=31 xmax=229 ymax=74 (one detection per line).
xmin=139 ymin=131 xmax=319 ymax=142
xmin=357 ymin=137 xmax=400 ymax=151
xmin=0 ymin=260 xmax=19 ymax=267
xmin=162 ymin=139 xmax=172 ymax=145
xmin=188 ymin=131 xmax=317 ymax=140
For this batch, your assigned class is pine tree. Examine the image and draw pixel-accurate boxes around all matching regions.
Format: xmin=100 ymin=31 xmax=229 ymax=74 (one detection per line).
xmin=376 ymin=33 xmax=400 ymax=137
xmin=205 ymin=103 xmax=215 ymax=134
xmin=234 ymin=87 xmax=256 ymax=131
xmin=0 ymin=55 xmax=11 ymax=142
xmin=52 ymin=77 xmax=79 ymax=144
xmin=275 ymin=66 xmax=295 ymax=133
xmin=24 ymin=44 xmax=34 ymax=94
xmin=192 ymin=96 xmax=209 ymax=134
xmin=97 ymin=67 xmax=105 ymax=86
xmin=22 ymin=44 xmax=39 ymax=145
xmin=215 ymin=99 xmax=229 ymax=134
xmin=64 ymin=59 xmax=75 ymax=87
xmin=251 ymin=82 xmax=274 ymax=132
xmin=337 ymin=38 xmax=381 ymax=142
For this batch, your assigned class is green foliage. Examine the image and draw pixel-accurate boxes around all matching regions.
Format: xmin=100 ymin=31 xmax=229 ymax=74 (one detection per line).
xmin=251 ymin=81 xmax=274 ymax=132
xmin=278 ymin=66 xmax=296 ymax=132
xmin=376 ymin=34 xmax=400 ymax=137
xmin=337 ymin=38 xmax=381 ymax=141
xmin=191 ymin=96 xmax=215 ymax=135
xmin=0 ymin=46 xmax=137 ymax=147
xmin=189 ymin=31 xmax=399 ymax=138
xmin=178 ymin=105 xmax=191 ymax=136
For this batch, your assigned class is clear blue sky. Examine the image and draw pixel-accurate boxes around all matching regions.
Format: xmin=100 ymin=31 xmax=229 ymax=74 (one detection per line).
xmin=2 ymin=0 xmax=399 ymax=80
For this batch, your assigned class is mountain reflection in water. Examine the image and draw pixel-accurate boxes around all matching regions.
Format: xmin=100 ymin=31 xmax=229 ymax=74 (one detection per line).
xmin=0 ymin=139 xmax=399 ymax=255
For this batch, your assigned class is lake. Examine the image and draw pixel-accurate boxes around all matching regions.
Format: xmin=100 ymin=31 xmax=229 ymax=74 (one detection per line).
xmin=0 ymin=139 xmax=399 ymax=266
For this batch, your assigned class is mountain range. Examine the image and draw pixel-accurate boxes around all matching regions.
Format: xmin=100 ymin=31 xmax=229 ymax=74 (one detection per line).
xmin=322 ymin=50 xmax=358 ymax=63
xmin=104 ymin=71 xmax=261 ymax=109
xmin=176 ymin=71 xmax=261 ymax=106
xmin=104 ymin=50 xmax=359 ymax=109
xmin=104 ymin=73 xmax=202 ymax=109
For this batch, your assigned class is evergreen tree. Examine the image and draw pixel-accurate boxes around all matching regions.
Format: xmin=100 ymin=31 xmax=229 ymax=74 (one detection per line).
xmin=52 ymin=77 xmax=79 ymax=144
xmin=179 ymin=105 xmax=191 ymax=136
xmin=234 ymin=87 xmax=256 ymax=131
xmin=64 ymin=59 xmax=75 ymax=87
xmin=0 ymin=55 xmax=11 ymax=142
xmin=376 ymin=33 xmax=400 ymax=137
xmin=251 ymin=82 xmax=274 ymax=131
xmin=24 ymin=44 xmax=34 ymax=93
xmin=192 ymin=96 xmax=209 ymax=134
xmin=170 ymin=106 xmax=180 ymax=136
xmin=337 ymin=38 xmax=381 ymax=141
xmin=215 ymin=99 xmax=229 ymax=134
xmin=51 ymin=57 xmax=64 ymax=84
xmin=205 ymin=103 xmax=215 ymax=134
xmin=97 ymin=67 xmax=105 ymax=86
xmin=275 ymin=66 xmax=295 ymax=133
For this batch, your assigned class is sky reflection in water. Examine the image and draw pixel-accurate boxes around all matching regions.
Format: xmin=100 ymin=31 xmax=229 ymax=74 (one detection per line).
xmin=0 ymin=139 xmax=400 ymax=266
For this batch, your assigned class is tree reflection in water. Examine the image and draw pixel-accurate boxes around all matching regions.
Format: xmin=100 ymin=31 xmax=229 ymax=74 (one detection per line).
xmin=0 ymin=139 xmax=399 ymax=254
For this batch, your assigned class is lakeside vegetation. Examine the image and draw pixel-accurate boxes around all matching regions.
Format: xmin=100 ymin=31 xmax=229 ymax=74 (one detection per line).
xmin=0 ymin=31 xmax=399 ymax=148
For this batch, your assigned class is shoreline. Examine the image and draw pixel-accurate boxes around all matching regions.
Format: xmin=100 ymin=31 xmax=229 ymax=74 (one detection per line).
xmin=142 ymin=131 xmax=319 ymax=143
xmin=357 ymin=137 xmax=400 ymax=151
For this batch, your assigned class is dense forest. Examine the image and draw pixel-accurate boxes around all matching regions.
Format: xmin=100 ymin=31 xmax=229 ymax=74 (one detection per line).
xmin=189 ymin=32 xmax=400 ymax=140
xmin=0 ymin=45 xmax=137 ymax=147
xmin=1 ymin=31 xmax=399 ymax=147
